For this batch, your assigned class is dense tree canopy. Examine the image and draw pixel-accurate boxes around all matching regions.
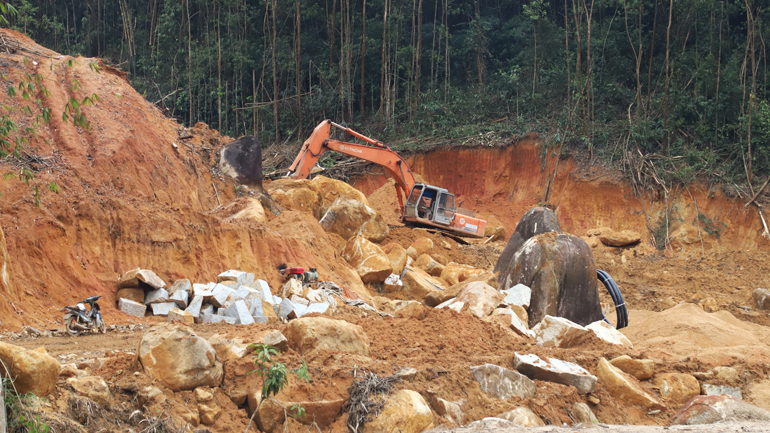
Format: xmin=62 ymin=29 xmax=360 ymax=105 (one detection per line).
xmin=5 ymin=0 xmax=770 ymax=187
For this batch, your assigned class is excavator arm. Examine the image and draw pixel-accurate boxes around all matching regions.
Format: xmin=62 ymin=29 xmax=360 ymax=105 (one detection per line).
xmin=288 ymin=120 xmax=416 ymax=214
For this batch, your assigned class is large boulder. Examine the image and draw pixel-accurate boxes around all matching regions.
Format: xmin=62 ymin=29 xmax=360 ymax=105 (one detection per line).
xmin=655 ymin=373 xmax=700 ymax=407
xmin=672 ymin=395 xmax=770 ymax=425
xmin=138 ymin=323 xmax=223 ymax=391
xmin=219 ymin=135 xmax=263 ymax=188
xmin=364 ymin=390 xmax=434 ymax=433
xmin=599 ymin=229 xmax=641 ymax=247
xmin=266 ymin=179 xmax=322 ymax=218
xmin=495 ymin=207 xmax=562 ymax=288
xmin=504 ymin=232 xmax=603 ymax=328
xmin=406 ymin=237 xmax=435 ymax=260
xmin=401 ymin=267 xmax=447 ymax=300
xmin=0 ymin=342 xmax=60 ymax=397
xmin=119 ymin=268 xmax=165 ymax=289
xmin=284 ymin=317 xmax=370 ymax=356
xmin=320 ymin=197 xmax=389 ymax=242
xmin=311 ymin=176 xmax=369 ymax=213
xmin=495 ymin=407 xmax=545 ymax=427
xmin=609 ymin=355 xmax=654 ymax=380
xmin=341 ymin=236 xmax=393 ymax=284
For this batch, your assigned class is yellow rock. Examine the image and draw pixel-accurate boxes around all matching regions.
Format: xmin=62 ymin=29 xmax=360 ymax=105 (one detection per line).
xmin=382 ymin=243 xmax=409 ymax=276
xmin=341 ymin=236 xmax=393 ymax=284
xmin=609 ymin=355 xmax=654 ymax=381
xmin=364 ymin=390 xmax=434 ymax=433
xmin=655 ymin=373 xmax=700 ymax=407
xmin=0 ymin=342 xmax=61 ymax=397
xmin=414 ymin=254 xmax=445 ymax=277
xmin=284 ymin=317 xmax=370 ymax=356
xmin=596 ymin=358 xmax=665 ymax=410
xmin=230 ymin=198 xmax=268 ymax=223
xmin=402 ymin=267 xmax=448 ymax=300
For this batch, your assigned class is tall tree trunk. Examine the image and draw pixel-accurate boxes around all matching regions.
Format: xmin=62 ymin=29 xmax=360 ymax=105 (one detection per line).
xmin=218 ymin=4 xmax=222 ymax=132
xmin=571 ymin=0 xmax=586 ymax=139
xmin=186 ymin=0 xmax=193 ymax=126
xmin=584 ymin=0 xmax=595 ymax=152
xmin=414 ymin=0 xmax=424 ymax=120
xmin=430 ymin=0 xmax=438 ymax=91
xmin=360 ymin=0 xmax=367 ymax=117
xmin=330 ymin=0 xmax=337 ymax=65
xmin=746 ymin=0 xmax=757 ymax=184
xmin=296 ymin=0 xmax=303 ymax=136
xmin=380 ymin=0 xmax=389 ymax=120
xmin=271 ymin=0 xmax=279 ymax=140
xmin=475 ymin=0 xmax=483 ymax=84
xmin=565 ymin=0 xmax=571 ymax=129
xmin=663 ymin=0 xmax=673 ymax=154
xmin=646 ymin=0 xmax=658 ymax=112
xmin=715 ymin=0 xmax=723 ymax=147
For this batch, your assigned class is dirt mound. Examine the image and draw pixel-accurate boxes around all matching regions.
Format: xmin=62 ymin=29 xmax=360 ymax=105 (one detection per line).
xmin=623 ymin=304 xmax=770 ymax=364
xmin=0 ymin=29 xmax=369 ymax=330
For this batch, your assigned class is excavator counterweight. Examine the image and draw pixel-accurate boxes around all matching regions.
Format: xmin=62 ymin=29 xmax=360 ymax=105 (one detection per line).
xmin=288 ymin=120 xmax=487 ymax=238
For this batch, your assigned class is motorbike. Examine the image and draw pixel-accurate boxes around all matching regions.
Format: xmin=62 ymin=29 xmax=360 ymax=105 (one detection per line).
xmin=61 ymin=296 xmax=106 ymax=336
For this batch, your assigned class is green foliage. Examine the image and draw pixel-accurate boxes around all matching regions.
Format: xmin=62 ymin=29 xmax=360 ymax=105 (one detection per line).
xmin=697 ymin=212 xmax=726 ymax=238
xmin=3 ymin=378 xmax=51 ymax=433
xmin=248 ymin=344 xmax=309 ymax=400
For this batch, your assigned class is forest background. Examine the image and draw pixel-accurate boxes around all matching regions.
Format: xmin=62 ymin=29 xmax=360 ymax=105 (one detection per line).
xmin=3 ymin=0 xmax=770 ymax=190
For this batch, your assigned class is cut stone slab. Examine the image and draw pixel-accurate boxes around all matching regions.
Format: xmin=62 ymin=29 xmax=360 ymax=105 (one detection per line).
xmin=119 ymin=298 xmax=146 ymax=318
xmin=184 ymin=295 xmax=203 ymax=318
xmin=210 ymin=284 xmax=235 ymax=308
xmin=167 ymin=308 xmax=195 ymax=325
xmin=470 ymin=364 xmax=536 ymax=399
xmin=168 ymin=279 xmax=191 ymax=296
xmin=279 ymin=298 xmax=296 ymax=319
xmin=201 ymin=304 xmax=215 ymax=316
xmin=290 ymin=295 xmax=309 ymax=306
xmin=501 ymin=284 xmax=532 ymax=309
xmin=224 ymin=300 xmax=255 ymax=325
xmin=754 ymin=288 xmax=770 ymax=311
xmin=672 ymin=395 xmax=770 ymax=425
xmin=144 ymin=288 xmax=170 ymax=305
xmin=236 ymin=285 xmax=261 ymax=300
xmin=255 ymin=280 xmax=272 ymax=301
xmin=169 ymin=289 xmax=189 ymax=309
xmin=201 ymin=314 xmax=236 ymax=325
xmin=119 ymin=268 xmax=165 ymax=289
xmin=609 ymin=355 xmax=654 ymax=380
xmin=282 ymin=279 xmax=305 ymax=299
xmin=702 ymin=384 xmax=742 ymax=400
xmin=513 ymin=353 xmax=597 ymax=394
xmin=192 ymin=284 xmax=215 ymax=302
xmin=150 ymin=302 xmax=176 ymax=316
xmin=596 ymin=357 xmax=665 ymax=410
xmin=287 ymin=304 xmax=308 ymax=319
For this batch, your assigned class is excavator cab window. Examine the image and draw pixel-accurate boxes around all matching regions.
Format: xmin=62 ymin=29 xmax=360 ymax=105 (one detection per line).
xmin=404 ymin=185 xmax=425 ymax=218
xmin=435 ymin=192 xmax=455 ymax=225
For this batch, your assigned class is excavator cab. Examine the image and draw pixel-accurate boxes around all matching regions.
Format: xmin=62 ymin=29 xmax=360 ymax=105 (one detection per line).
xmin=404 ymin=184 xmax=455 ymax=226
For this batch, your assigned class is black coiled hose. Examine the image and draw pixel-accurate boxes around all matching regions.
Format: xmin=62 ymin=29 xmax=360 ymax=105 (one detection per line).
xmin=597 ymin=269 xmax=628 ymax=329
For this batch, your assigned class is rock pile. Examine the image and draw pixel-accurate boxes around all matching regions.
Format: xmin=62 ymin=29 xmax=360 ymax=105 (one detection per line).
xmin=116 ymin=268 xmax=338 ymax=325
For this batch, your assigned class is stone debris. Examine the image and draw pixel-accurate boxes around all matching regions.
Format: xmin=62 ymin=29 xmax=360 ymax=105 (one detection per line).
xmin=383 ymin=273 xmax=403 ymax=292
xmin=364 ymin=390 xmax=433 ymax=433
xmin=671 ymin=395 xmax=770 ymax=425
xmin=470 ymin=363 xmax=536 ymax=399
xmin=341 ymin=235 xmax=393 ymax=284
xmin=487 ymin=308 xmax=534 ymax=338
xmin=609 ymin=355 xmax=654 ymax=380
xmin=168 ymin=308 xmax=195 ymax=325
xmin=599 ymin=229 xmax=642 ymax=247
xmin=702 ymin=384 xmax=743 ymax=400
xmin=513 ymin=353 xmax=597 ymax=394
xmin=444 ymin=281 xmax=503 ymax=319
xmin=495 ymin=407 xmax=545 ymax=427
xmin=429 ymin=394 xmax=467 ymax=425
xmin=67 ymin=376 xmax=113 ymax=408
xmin=144 ymin=288 xmax=170 ymax=304
xmin=753 ymin=288 xmax=770 ymax=310
xmin=168 ymin=279 xmax=191 ymax=296
xmin=184 ymin=295 xmax=203 ymax=318
xmin=654 ymin=373 xmax=700 ymax=406
xmin=218 ymin=270 xmax=255 ymax=286
xmin=119 ymin=298 xmax=147 ymax=318
xmin=533 ymin=315 xmax=632 ymax=348
xmin=116 ymin=288 xmax=144 ymax=304
xmin=500 ymin=283 xmax=532 ymax=309
xmin=572 ymin=402 xmax=599 ymax=424
xmin=210 ymin=284 xmax=234 ymax=308
xmin=150 ymin=302 xmax=176 ymax=316
xmin=585 ymin=320 xmax=633 ymax=348
xmin=596 ymin=357 xmax=665 ymax=410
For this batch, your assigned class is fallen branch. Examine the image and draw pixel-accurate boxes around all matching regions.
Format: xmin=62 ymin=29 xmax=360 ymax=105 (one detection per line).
xmin=744 ymin=176 xmax=770 ymax=209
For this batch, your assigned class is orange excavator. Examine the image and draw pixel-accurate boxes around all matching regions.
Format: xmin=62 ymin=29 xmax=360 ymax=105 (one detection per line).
xmin=288 ymin=120 xmax=487 ymax=238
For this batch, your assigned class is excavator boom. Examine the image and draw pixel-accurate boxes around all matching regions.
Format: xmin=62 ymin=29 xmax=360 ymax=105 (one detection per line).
xmin=288 ymin=120 xmax=487 ymax=238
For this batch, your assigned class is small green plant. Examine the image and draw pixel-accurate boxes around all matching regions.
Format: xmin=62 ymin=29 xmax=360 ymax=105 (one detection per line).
xmin=246 ymin=343 xmax=310 ymax=427
xmin=697 ymin=212 xmax=726 ymax=238
xmin=3 ymin=378 xmax=51 ymax=433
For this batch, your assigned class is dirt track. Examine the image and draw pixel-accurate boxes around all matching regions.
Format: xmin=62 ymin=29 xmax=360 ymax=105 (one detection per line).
xmin=427 ymin=421 xmax=770 ymax=432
